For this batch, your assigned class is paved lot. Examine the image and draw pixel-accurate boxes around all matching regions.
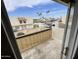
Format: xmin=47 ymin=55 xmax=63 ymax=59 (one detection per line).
xmin=21 ymin=27 xmax=65 ymax=59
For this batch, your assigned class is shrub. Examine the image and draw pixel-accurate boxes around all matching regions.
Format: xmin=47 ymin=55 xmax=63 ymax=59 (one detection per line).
xmin=13 ymin=29 xmax=17 ymax=32
xmin=34 ymin=25 xmax=39 ymax=28
xmin=17 ymin=32 xmax=25 ymax=36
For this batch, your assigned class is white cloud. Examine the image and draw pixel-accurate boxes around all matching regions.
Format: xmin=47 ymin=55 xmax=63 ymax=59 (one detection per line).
xmin=3 ymin=0 xmax=53 ymax=12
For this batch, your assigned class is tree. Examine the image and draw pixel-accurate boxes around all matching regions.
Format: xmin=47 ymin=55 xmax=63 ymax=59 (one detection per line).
xmin=36 ymin=12 xmax=42 ymax=16
xmin=46 ymin=10 xmax=51 ymax=14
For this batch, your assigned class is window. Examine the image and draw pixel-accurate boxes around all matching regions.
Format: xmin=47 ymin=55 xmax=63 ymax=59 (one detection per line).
xmin=19 ymin=20 xmax=22 ymax=24
xmin=23 ymin=20 xmax=26 ymax=23
xmin=3 ymin=0 xmax=69 ymax=59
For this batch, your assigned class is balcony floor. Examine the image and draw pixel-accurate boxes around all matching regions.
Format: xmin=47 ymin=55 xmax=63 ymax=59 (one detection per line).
xmin=21 ymin=27 xmax=64 ymax=59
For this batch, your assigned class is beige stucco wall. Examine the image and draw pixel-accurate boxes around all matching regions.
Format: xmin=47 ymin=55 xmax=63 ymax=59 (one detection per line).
xmin=16 ymin=29 xmax=52 ymax=53
xmin=9 ymin=17 xmax=33 ymax=30
xmin=9 ymin=17 xmax=33 ymax=26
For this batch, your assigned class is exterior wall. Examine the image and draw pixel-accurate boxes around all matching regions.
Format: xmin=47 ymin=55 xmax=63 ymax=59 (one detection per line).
xmin=26 ymin=25 xmax=33 ymax=29
xmin=61 ymin=16 xmax=66 ymax=24
xmin=25 ymin=17 xmax=33 ymax=24
xmin=16 ymin=29 xmax=52 ymax=53
xmin=10 ymin=17 xmax=33 ymax=30
xmin=52 ymin=21 xmax=59 ymax=28
xmin=34 ymin=23 xmax=48 ymax=28
xmin=9 ymin=17 xmax=20 ymax=26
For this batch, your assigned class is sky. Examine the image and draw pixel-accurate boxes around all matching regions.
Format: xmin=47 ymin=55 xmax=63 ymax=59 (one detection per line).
xmin=4 ymin=0 xmax=68 ymax=19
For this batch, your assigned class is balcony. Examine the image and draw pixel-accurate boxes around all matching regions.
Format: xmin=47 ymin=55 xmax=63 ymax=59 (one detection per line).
xmin=16 ymin=28 xmax=52 ymax=52
xmin=15 ymin=26 xmax=64 ymax=59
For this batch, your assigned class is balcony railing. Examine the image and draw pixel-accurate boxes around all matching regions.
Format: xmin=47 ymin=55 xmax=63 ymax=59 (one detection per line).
xmin=16 ymin=28 xmax=52 ymax=53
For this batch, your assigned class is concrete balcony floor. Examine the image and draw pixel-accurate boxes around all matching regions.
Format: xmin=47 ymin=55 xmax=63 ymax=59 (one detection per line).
xmin=21 ymin=27 xmax=64 ymax=59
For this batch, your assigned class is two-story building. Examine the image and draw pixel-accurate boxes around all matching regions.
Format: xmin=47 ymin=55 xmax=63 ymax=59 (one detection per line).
xmin=9 ymin=17 xmax=33 ymax=31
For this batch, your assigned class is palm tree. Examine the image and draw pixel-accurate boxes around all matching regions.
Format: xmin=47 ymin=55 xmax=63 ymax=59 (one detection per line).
xmin=36 ymin=12 xmax=42 ymax=16
xmin=46 ymin=10 xmax=51 ymax=14
xmin=36 ymin=11 xmax=52 ymax=28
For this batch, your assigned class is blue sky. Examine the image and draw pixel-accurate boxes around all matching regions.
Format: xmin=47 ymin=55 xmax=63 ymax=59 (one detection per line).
xmin=4 ymin=0 xmax=68 ymax=19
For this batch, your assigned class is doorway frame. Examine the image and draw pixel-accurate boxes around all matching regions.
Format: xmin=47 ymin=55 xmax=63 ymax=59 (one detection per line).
xmin=53 ymin=0 xmax=78 ymax=59
xmin=2 ymin=0 xmax=78 ymax=59
xmin=1 ymin=0 xmax=22 ymax=59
